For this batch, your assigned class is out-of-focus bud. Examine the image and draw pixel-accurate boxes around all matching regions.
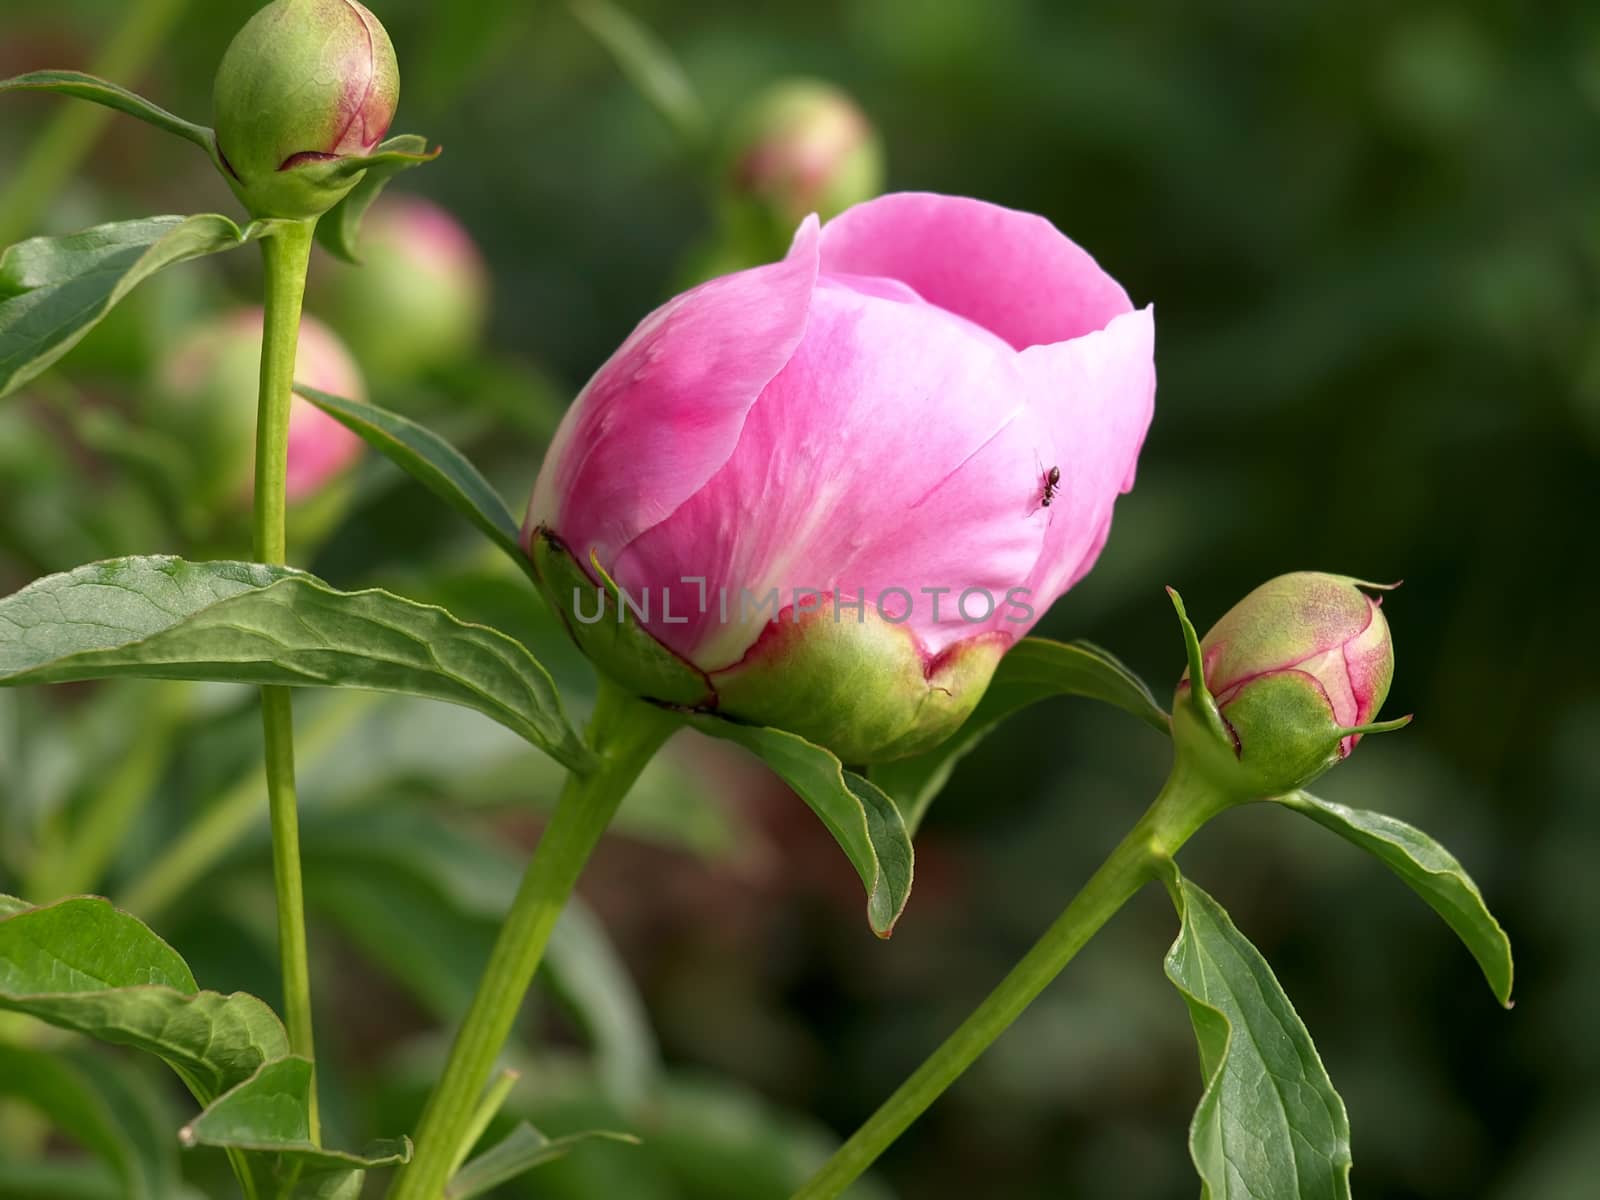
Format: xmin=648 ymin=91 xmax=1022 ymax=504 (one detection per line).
xmin=1174 ymin=572 xmax=1404 ymax=797
xmin=156 ymin=308 xmax=366 ymax=512
xmin=723 ymin=80 xmax=884 ymax=239
xmin=213 ymin=0 xmax=399 ymax=220
xmin=317 ymin=195 xmax=488 ymax=379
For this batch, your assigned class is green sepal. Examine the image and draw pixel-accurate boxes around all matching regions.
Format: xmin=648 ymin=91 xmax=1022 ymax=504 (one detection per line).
xmin=316 ymin=135 xmax=444 ymax=263
xmin=529 ymin=528 xmax=714 ymax=708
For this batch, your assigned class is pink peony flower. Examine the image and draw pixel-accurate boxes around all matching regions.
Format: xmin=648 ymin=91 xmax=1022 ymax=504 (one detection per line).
xmin=525 ymin=192 xmax=1155 ymax=761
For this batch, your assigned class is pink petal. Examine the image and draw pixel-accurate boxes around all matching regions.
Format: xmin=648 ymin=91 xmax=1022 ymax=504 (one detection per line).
xmin=610 ymin=277 xmax=1049 ymax=668
xmin=1017 ymin=306 xmax=1157 ymax=608
xmin=526 ymin=216 xmax=822 ymax=561
xmin=818 ymin=192 xmax=1133 ymax=350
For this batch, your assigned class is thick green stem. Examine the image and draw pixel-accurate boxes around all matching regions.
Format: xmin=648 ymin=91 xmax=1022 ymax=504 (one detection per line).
xmin=791 ymin=762 xmax=1227 ymax=1200
xmin=389 ymin=681 xmax=679 ymax=1200
xmin=254 ymin=219 xmax=319 ymax=1142
xmin=0 ymin=0 xmax=191 ymax=246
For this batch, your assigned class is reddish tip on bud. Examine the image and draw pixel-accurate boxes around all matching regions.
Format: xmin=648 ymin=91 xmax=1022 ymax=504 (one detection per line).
xmin=1175 ymin=572 xmax=1400 ymax=796
xmin=213 ymin=0 xmax=400 ymax=219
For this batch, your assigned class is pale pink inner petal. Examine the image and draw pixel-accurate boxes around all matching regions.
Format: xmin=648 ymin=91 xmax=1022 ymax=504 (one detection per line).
xmin=526 ymin=217 xmax=821 ymax=562
xmin=610 ymin=278 xmax=1049 ymax=668
xmin=818 ymin=192 xmax=1133 ymax=350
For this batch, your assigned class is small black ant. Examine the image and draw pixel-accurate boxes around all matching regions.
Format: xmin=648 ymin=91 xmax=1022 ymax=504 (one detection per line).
xmin=1039 ymin=464 xmax=1061 ymax=508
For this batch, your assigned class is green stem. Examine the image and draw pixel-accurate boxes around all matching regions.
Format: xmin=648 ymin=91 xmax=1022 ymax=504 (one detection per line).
xmin=0 ymin=0 xmax=191 ymax=247
xmin=388 ymin=680 xmax=679 ymax=1200
xmin=447 ymin=1068 xmax=520 ymax=1179
xmin=254 ymin=218 xmax=319 ymax=1143
xmin=791 ymin=762 xmax=1227 ymax=1200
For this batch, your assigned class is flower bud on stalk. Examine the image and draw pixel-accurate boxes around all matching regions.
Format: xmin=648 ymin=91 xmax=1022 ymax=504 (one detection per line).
xmin=317 ymin=195 xmax=489 ymax=379
xmin=157 ymin=308 xmax=366 ymax=514
xmin=1174 ymin=572 xmax=1405 ymax=797
xmin=525 ymin=192 xmax=1156 ymax=763
xmin=213 ymin=0 xmax=400 ymax=220
xmin=725 ymin=80 xmax=885 ymax=229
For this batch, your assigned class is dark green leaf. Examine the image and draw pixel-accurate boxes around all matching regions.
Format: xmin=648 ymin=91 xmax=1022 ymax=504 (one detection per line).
xmin=295 ymin=387 xmax=528 ymax=571
xmin=687 ymin=715 xmax=913 ymax=936
xmin=0 ymin=556 xmax=594 ymax=772
xmin=0 ymin=897 xmax=289 ymax=1103
xmin=316 ymin=134 xmax=444 ymax=264
xmin=1281 ymin=790 xmax=1514 ymax=1007
xmin=180 ymin=1056 xmax=411 ymax=1171
xmin=1163 ymin=867 xmax=1352 ymax=1200
xmin=0 ymin=72 xmax=218 ymax=162
xmin=445 ymin=1123 xmax=638 ymax=1200
xmin=0 ymin=215 xmax=278 ymax=399
xmin=873 ymin=637 xmax=1169 ymax=833
xmin=0 ymin=1044 xmax=179 ymax=1200
xmin=0 ymin=1161 xmax=122 ymax=1200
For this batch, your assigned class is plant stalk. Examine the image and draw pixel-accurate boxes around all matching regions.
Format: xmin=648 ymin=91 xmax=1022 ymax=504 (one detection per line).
xmin=389 ymin=680 xmax=679 ymax=1200
xmin=254 ymin=217 xmax=319 ymax=1143
xmin=791 ymin=761 xmax=1226 ymax=1200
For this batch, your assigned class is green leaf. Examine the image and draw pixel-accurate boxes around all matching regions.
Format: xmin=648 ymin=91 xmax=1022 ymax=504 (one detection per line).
xmin=295 ymin=386 xmax=528 ymax=571
xmin=0 ymin=1161 xmax=122 ymax=1200
xmin=0 ymin=71 xmax=218 ymax=163
xmin=1280 ymin=790 xmax=1514 ymax=1007
xmin=0 ymin=556 xmax=594 ymax=773
xmin=566 ymin=0 xmax=705 ymax=144
xmin=1163 ymin=867 xmax=1352 ymax=1200
xmin=445 ymin=1123 xmax=638 ymax=1200
xmin=0 ymin=892 xmax=31 ymax=917
xmin=687 ymin=715 xmax=913 ymax=937
xmin=872 ymin=637 xmax=1170 ymax=833
xmin=0 ymin=897 xmax=290 ymax=1103
xmin=180 ymin=1057 xmax=412 ymax=1172
xmin=0 ymin=214 xmax=278 ymax=399
xmin=316 ymin=134 xmax=444 ymax=264
xmin=0 ymin=1044 xmax=179 ymax=1200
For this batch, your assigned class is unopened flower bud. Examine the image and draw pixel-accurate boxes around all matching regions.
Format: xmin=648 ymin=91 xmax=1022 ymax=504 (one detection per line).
xmin=1175 ymin=572 xmax=1402 ymax=797
xmin=213 ymin=0 xmax=400 ymax=220
xmin=725 ymin=79 xmax=884 ymax=230
xmin=156 ymin=308 xmax=366 ymax=510
xmin=317 ymin=195 xmax=488 ymax=379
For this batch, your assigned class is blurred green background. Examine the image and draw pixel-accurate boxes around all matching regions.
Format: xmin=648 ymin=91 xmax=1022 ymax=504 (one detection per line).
xmin=2 ymin=0 xmax=1598 ymax=1197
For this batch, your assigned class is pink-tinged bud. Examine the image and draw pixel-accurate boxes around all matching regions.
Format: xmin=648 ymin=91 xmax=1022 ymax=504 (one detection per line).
xmin=157 ymin=308 xmax=366 ymax=508
xmin=725 ymin=80 xmax=885 ymax=229
xmin=1175 ymin=572 xmax=1401 ymax=796
xmin=524 ymin=192 xmax=1155 ymax=763
xmin=317 ymin=195 xmax=489 ymax=378
xmin=213 ymin=0 xmax=400 ymax=219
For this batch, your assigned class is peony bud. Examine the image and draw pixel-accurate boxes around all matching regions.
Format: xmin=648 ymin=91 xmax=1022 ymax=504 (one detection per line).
xmin=316 ymin=195 xmax=489 ymax=379
xmin=724 ymin=80 xmax=884 ymax=236
xmin=156 ymin=308 xmax=366 ymax=510
xmin=1174 ymin=572 xmax=1402 ymax=797
xmin=525 ymin=192 xmax=1155 ymax=763
xmin=212 ymin=0 xmax=400 ymax=220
